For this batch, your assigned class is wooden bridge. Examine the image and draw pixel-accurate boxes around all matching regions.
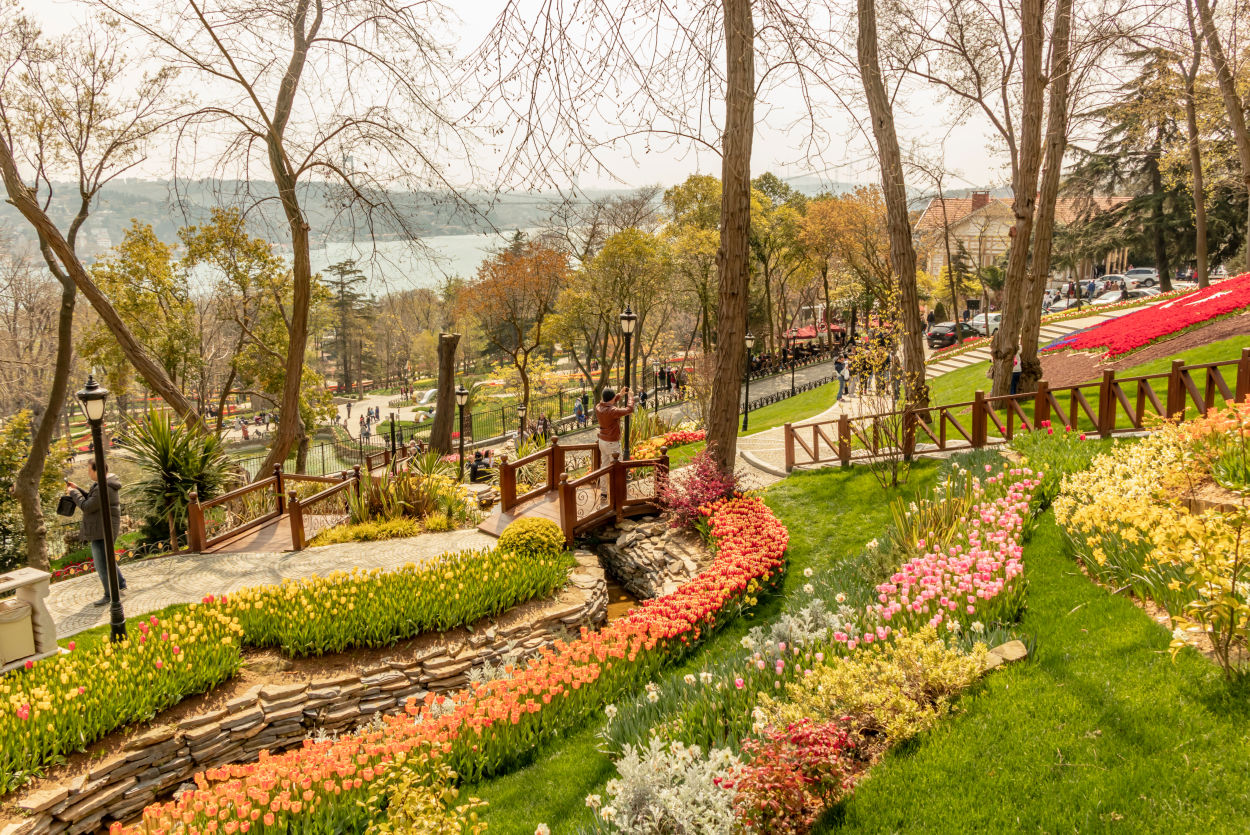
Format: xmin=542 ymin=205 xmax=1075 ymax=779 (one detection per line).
xmin=784 ymin=350 xmax=1250 ymax=470
xmin=187 ymin=445 xmax=412 ymax=554
xmin=478 ymin=438 xmax=670 ymax=543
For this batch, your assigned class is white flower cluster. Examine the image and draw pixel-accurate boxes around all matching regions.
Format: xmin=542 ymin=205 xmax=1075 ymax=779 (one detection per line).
xmin=594 ymin=737 xmax=741 ymax=835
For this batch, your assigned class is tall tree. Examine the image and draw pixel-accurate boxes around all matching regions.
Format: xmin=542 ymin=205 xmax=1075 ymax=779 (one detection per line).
xmin=104 ymin=0 xmax=470 ymax=476
xmin=1193 ymin=0 xmax=1250 ymax=271
xmin=323 ymin=261 xmax=370 ymax=396
xmin=857 ymin=0 xmax=929 ymax=408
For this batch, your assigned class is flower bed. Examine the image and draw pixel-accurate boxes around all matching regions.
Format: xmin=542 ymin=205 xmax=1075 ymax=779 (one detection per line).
xmin=1054 ymin=404 xmax=1250 ymax=676
xmin=1044 ymin=273 xmax=1250 ymax=357
xmin=118 ymin=495 xmax=789 ymax=834
xmin=219 ymin=537 xmax=573 ymax=657
xmin=0 ymin=610 xmax=243 ymax=795
xmin=632 ymin=428 xmax=706 ymax=460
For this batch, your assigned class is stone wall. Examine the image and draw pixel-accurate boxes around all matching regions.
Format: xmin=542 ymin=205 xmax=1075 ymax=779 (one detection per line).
xmin=597 ymin=516 xmax=711 ymax=600
xmin=4 ymin=553 xmax=606 ymax=835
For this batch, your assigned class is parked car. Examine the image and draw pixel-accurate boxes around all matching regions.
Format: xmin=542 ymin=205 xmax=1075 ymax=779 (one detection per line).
xmin=927 ymin=321 xmax=979 ymax=349
xmin=969 ymin=312 xmax=1002 ymax=336
xmin=1045 ymin=297 xmax=1082 ymax=312
xmin=1124 ymin=267 xmax=1159 ymax=287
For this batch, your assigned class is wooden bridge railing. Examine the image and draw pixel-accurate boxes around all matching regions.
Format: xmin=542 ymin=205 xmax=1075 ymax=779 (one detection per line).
xmin=497 ymin=437 xmax=602 ymax=513
xmin=784 ymin=348 xmax=1250 ymax=471
xmin=557 ymin=450 xmax=669 ymax=543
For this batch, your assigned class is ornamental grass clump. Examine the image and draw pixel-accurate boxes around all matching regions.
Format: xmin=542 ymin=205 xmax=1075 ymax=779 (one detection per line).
xmin=218 ymin=539 xmax=572 ymax=657
xmin=0 ymin=608 xmax=242 ymax=795
xmin=761 ymin=627 xmax=987 ymax=749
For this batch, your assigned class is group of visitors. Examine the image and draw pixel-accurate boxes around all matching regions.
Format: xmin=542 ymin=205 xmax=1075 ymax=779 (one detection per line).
xmin=832 ymin=327 xmax=902 ymax=403
xmin=357 ymin=406 xmax=385 ymax=440
xmin=467 ymin=449 xmax=496 ymax=483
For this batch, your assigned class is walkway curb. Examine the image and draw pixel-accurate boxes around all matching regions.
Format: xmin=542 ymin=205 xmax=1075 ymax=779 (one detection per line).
xmin=739 ymin=450 xmax=790 ymax=479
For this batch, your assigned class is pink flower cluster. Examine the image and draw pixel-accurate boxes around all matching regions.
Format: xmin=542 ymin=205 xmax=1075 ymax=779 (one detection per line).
xmin=871 ymin=468 xmax=1040 ymax=634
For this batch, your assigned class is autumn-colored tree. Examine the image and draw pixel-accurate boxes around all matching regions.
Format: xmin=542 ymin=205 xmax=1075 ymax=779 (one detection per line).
xmin=460 ymin=241 xmax=568 ymax=414
xmin=819 ymin=186 xmax=895 ymax=305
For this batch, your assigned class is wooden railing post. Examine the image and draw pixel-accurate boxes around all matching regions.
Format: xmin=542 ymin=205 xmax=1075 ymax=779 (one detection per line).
xmin=1237 ymin=348 xmax=1250 ymax=404
xmin=1034 ymin=380 xmax=1051 ymax=429
xmin=784 ymin=423 xmax=795 ymax=471
xmin=972 ymin=391 xmax=988 ymax=448
xmin=1166 ymin=359 xmax=1186 ymax=420
xmin=610 ymin=453 xmax=626 ymax=521
xmin=273 ymin=464 xmax=285 ymax=514
xmin=1098 ymin=369 xmax=1116 ymax=437
xmin=288 ymin=491 xmax=306 ymax=551
xmin=838 ymin=415 xmax=851 ymax=466
xmin=558 ymin=473 xmax=575 ymax=544
xmin=500 ymin=455 xmax=516 ymax=511
xmin=548 ymin=437 xmax=561 ymax=491
xmin=187 ymin=490 xmax=206 ymax=553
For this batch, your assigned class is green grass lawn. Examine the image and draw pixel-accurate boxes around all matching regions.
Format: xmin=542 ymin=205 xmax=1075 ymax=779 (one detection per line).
xmin=818 ymin=508 xmax=1250 ymax=833
xmin=471 ymin=463 xmax=941 ymax=833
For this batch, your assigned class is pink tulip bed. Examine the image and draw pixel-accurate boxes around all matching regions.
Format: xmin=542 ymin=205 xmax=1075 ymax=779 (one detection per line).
xmin=1044 ymin=273 xmax=1250 ymax=358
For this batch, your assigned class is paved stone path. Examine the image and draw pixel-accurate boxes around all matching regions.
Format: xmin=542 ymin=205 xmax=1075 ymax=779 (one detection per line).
xmin=47 ymin=528 xmax=495 ymax=639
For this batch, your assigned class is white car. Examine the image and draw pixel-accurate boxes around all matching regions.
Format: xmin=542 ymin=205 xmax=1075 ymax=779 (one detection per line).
xmin=1091 ymin=288 xmax=1159 ymax=305
xmin=1124 ymin=267 xmax=1159 ymax=287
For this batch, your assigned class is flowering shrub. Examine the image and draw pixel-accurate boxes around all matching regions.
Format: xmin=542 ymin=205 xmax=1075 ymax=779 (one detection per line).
xmin=659 ymin=448 xmax=741 ymax=530
xmin=1056 ymin=413 xmax=1250 ymax=676
xmin=760 ymin=627 xmax=987 ymax=748
xmin=869 ymin=466 xmax=1038 ymax=637
xmin=1045 ymin=273 xmax=1250 ymax=357
xmin=0 ymin=609 xmax=242 ymax=795
xmin=218 ymin=543 xmax=573 ymax=657
xmin=362 ymin=744 xmax=487 ymax=835
xmin=118 ymin=496 xmax=789 ymax=834
xmin=733 ymin=720 xmax=858 ymax=835
xmin=632 ymin=428 xmax=707 ymax=460
xmin=587 ymin=737 xmax=742 ymax=835
xmin=497 ymin=517 xmax=566 ymax=560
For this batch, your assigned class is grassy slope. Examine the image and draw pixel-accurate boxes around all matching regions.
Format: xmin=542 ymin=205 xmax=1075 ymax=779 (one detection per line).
xmin=819 ymin=510 xmax=1250 ymax=834
xmin=471 ymin=463 xmax=940 ymax=834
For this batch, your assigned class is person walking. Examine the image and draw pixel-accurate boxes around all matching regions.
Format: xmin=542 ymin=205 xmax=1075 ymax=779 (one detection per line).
xmin=346 ymin=401 xmax=352 ymax=419
xmin=835 ymin=357 xmax=849 ymax=402
xmin=925 ymin=309 xmax=935 ymax=332
xmin=595 ymin=387 xmax=634 ymax=502
xmin=573 ymin=397 xmax=585 ymax=428
xmin=1010 ymin=350 xmax=1023 ymax=395
xmin=66 ymin=461 xmax=127 ymax=607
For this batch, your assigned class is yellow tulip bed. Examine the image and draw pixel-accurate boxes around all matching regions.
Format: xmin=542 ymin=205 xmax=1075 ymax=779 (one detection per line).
xmin=216 ymin=537 xmax=574 ymax=657
xmin=1054 ymin=402 xmax=1250 ymax=676
xmin=0 ymin=608 xmax=243 ymax=795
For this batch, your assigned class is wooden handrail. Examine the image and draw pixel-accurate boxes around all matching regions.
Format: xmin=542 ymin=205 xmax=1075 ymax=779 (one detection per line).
xmin=198 ymin=476 xmax=277 ymax=510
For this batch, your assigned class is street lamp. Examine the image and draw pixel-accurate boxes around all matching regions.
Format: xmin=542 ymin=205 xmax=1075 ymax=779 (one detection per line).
xmin=790 ymin=340 xmax=798 ymax=397
xmin=455 ymin=384 xmax=469 ymax=481
xmin=742 ymin=332 xmax=756 ymax=432
xmin=77 ymin=374 xmax=126 ymax=642
xmin=620 ymin=305 xmax=638 ymax=460
xmin=388 ymin=411 xmax=398 ymax=466
xmin=516 ymin=402 xmax=527 ymax=441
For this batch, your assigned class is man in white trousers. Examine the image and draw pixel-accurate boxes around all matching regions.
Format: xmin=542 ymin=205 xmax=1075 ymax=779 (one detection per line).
xmin=595 ymin=386 xmax=634 ymax=502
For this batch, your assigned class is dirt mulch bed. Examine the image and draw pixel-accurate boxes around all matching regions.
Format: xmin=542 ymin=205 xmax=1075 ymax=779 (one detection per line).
xmin=1039 ymin=312 xmax=1250 ymax=390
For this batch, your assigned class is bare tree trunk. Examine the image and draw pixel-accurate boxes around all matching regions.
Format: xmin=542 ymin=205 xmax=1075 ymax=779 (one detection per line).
xmin=857 ymin=0 xmax=928 ymax=407
xmin=0 ymin=137 xmax=202 ymax=425
xmin=1019 ymin=0 xmax=1073 ymax=393
xmin=1184 ymin=0 xmax=1209 ymax=288
xmin=1193 ymin=0 xmax=1250 ymax=272
xmin=429 ymin=332 xmax=461 ymax=453
xmin=214 ymin=366 xmax=236 ymax=435
xmin=989 ymin=0 xmax=1046 ymax=396
xmin=707 ymin=0 xmax=754 ymax=473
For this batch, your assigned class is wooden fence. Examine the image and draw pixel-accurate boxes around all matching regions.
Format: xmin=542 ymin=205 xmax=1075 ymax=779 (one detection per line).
xmin=784 ymin=349 xmax=1250 ymax=471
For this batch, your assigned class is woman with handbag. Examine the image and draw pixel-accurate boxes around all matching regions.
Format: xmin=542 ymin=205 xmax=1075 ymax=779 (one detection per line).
xmin=66 ymin=460 xmax=127 ymax=607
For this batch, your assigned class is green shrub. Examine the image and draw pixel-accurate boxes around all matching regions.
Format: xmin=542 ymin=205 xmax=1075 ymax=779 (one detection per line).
xmin=498 ymin=517 xmax=566 ymax=559
xmin=310 ymin=518 xmax=423 ymax=545
xmin=364 ymin=746 xmax=488 ymax=835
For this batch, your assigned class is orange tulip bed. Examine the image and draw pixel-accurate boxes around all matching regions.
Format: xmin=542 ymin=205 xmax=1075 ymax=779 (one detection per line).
xmin=116 ymin=495 xmax=790 ymax=834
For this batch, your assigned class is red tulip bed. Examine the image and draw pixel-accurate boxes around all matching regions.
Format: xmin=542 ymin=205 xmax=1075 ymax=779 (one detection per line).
xmin=1044 ymin=273 xmax=1250 ymax=358
xmin=117 ymin=495 xmax=789 ymax=834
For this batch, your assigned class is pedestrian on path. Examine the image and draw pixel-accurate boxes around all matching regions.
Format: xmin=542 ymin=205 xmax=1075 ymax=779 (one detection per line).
xmin=835 ymin=358 xmax=849 ymax=401
xmin=595 ymin=387 xmax=634 ymax=500
xmin=66 ymin=461 xmax=127 ymax=607
xmin=346 ymin=401 xmax=352 ymax=419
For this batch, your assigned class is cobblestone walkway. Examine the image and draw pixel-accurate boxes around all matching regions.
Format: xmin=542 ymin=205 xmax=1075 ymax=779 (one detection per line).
xmin=47 ymin=528 xmax=495 ymax=639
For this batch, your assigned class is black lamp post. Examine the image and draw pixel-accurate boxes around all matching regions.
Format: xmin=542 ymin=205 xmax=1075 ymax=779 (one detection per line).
xmin=516 ymin=402 xmax=527 ymax=442
xmin=742 ymin=332 xmax=756 ymax=432
xmin=456 ymin=384 xmax=469 ymax=481
xmin=790 ymin=341 xmax=798 ymax=397
xmin=620 ymin=305 xmax=638 ymax=460
xmin=388 ymin=411 xmax=398 ymax=464
xmin=77 ymin=374 xmax=126 ymax=642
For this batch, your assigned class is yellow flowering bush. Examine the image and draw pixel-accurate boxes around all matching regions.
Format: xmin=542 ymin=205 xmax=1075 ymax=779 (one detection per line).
xmin=0 ymin=608 xmax=242 ymax=794
xmin=364 ymin=745 xmax=488 ymax=835
xmin=1055 ymin=408 xmax=1250 ymax=677
xmin=759 ymin=628 xmax=987 ymax=746
xmin=497 ymin=517 xmax=566 ymax=560
xmin=218 ymin=541 xmax=574 ymax=657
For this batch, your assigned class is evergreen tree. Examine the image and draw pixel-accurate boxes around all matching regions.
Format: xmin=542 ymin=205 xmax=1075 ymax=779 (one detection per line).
xmin=323 ymin=261 xmax=370 ymax=395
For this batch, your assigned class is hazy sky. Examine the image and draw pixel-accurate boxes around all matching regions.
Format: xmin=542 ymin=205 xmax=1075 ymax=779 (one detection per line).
xmin=30 ymin=0 xmax=1009 ymax=194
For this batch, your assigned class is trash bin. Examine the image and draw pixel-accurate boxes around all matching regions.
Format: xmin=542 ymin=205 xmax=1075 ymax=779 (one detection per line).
xmin=0 ymin=599 xmax=36 ymax=664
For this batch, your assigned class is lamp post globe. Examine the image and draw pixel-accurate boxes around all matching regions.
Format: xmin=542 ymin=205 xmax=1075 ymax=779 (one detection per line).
xmin=516 ymin=402 xmax=527 ymax=440
xmin=742 ymin=332 xmax=755 ymax=432
xmin=455 ymin=384 xmax=469 ymax=481
xmin=619 ymin=305 xmax=637 ymax=460
xmin=76 ymin=374 xmax=126 ymax=642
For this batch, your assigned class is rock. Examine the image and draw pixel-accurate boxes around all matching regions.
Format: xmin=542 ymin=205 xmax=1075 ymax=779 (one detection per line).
xmin=178 ymin=708 xmax=227 ymax=730
xmin=989 ymin=640 xmax=1028 ymax=663
xmin=1 ymin=816 xmax=48 ymax=835
xmin=122 ymin=725 xmax=178 ymax=751
xmin=220 ymin=707 xmax=265 ymax=732
xmin=16 ymin=786 xmax=70 ymax=815
xmin=259 ymin=682 xmax=306 ymax=703
xmin=983 ymin=653 xmax=1003 ymax=671
xmin=55 ymin=778 xmax=135 ymax=823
